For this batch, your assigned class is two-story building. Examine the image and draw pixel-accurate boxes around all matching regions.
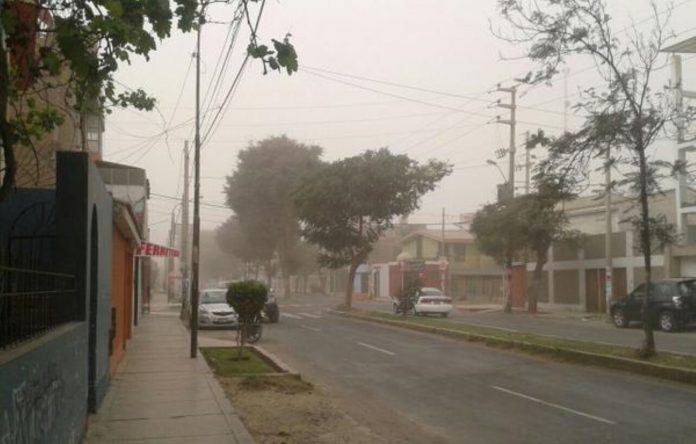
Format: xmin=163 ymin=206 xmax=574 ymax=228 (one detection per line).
xmin=371 ymin=229 xmax=504 ymax=301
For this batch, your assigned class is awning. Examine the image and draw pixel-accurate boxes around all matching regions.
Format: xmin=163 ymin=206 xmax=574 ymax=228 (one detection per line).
xmin=136 ymin=242 xmax=180 ymax=257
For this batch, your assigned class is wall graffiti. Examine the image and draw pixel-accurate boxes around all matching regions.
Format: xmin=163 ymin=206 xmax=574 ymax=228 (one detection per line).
xmin=0 ymin=363 xmax=64 ymax=444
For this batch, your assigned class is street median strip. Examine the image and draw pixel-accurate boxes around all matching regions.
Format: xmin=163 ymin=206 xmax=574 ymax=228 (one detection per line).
xmin=328 ymin=309 xmax=696 ymax=386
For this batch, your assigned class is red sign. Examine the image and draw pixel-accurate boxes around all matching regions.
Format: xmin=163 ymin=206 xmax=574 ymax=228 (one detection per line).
xmin=137 ymin=242 xmax=180 ymax=257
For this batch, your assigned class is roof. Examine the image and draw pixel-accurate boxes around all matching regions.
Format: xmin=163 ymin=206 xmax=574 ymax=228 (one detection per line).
xmin=662 ymin=36 xmax=696 ymax=53
xmin=113 ymin=199 xmax=143 ymax=245
xmin=400 ymin=229 xmax=474 ymax=245
xmin=96 ymin=160 xmax=145 ymax=171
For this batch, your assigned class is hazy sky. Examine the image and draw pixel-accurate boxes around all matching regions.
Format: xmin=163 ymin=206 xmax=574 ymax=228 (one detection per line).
xmin=102 ymin=0 xmax=696 ymax=245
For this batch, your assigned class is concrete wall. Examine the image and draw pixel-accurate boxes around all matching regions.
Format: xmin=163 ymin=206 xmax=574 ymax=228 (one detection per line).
xmin=0 ymin=190 xmax=88 ymax=443
xmin=0 ymin=324 xmax=88 ymax=444
xmin=56 ymin=152 xmax=113 ymax=413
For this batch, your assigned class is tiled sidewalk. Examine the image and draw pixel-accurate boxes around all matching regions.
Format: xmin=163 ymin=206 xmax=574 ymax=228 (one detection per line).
xmin=84 ymin=294 xmax=253 ymax=443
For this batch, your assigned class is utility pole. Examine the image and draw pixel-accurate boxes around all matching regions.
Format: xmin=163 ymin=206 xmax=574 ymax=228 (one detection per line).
xmin=190 ymin=12 xmax=203 ymax=359
xmin=440 ymin=208 xmax=446 ymax=292
xmin=605 ymin=146 xmax=613 ymax=315
xmin=563 ymin=67 xmax=570 ymax=133
xmin=524 ymin=131 xmax=531 ymax=195
xmin=497 ymin=85 xmax=517 ymax=199
xmin=167 ymin=211 xmax=175 ymax=301
xmin=497 ymin=85 xmax=517 ymax=312
xmin=180 ymin=141 xmax=190 ymax=309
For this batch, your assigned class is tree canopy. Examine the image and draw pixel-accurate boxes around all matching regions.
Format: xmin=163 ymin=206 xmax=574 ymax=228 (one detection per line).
xmin=0 ymin=0 xmax=298 ymax=201
xmin=224 ymin=135 xmax=322 ymax=296
xmin=496 ymin=0 xmax=687 ymax=355
xmin=293 ymin=148 xmax=451 ymax=308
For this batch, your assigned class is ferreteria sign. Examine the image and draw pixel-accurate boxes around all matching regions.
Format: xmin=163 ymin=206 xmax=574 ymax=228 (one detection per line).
xmin=136 ymin=242 xmax=180 ymax=257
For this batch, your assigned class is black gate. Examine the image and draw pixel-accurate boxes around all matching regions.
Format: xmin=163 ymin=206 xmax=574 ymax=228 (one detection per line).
xmin=0 ymin=201 xmax=76 ymax=349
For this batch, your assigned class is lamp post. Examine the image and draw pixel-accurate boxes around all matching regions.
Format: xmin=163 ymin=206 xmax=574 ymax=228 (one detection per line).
xmin=487 ymin=159 xmax=512 ymax=201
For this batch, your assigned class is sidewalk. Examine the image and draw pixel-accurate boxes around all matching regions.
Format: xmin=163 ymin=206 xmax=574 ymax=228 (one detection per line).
xmin=84 ymin=293 xmax=253 ymax=443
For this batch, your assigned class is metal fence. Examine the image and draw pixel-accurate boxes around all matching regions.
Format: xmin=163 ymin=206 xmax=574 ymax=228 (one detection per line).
xmin=0 ymin=265 xmax=76 ymax=350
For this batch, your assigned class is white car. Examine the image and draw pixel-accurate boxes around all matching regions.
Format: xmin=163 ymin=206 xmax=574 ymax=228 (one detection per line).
xmin=198 ymin=288 xmax=239 ymax=328
xmin=413 ymin=287 xmax=453 ymax=318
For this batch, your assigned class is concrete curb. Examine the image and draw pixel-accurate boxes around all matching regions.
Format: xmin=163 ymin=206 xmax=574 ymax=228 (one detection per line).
xmin=251 ymin=345 xmax=300 ymax=376
xmin=328 ymin=309 xmax=696 ymax=386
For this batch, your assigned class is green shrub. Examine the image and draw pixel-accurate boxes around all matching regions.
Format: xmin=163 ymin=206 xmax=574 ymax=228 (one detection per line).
xmin=226 ymin=280 xmax=268 ymax=324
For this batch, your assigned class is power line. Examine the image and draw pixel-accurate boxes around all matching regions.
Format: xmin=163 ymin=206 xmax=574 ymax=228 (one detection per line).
xmin=300 ymin=69 xmax=494 ymax=118
xmin=150 ymin=192 xmax=230 ymax=209
xmin=302 ymin=65 xmax=493 ymax=103
xmin=199 ymin=5 xmax=245 ymax=132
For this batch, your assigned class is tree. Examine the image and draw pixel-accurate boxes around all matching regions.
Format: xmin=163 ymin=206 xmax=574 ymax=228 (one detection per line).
xmin=284 ymin=241 xmax=321 ymax=295
xmin=0 ymin=0 xmax=297 ymax=201
xmin=224 ymin=136 xmax=322 ymax=298
xmin=293 ymin=148 xmax=451 ymax=309
xmin=496 ymin=0 xmax=685 ymax=356
xmin=518 ymin=179 xmax=580 ymax=313
xmin=470 ymin=199 xmax=528 ymax=312
xmin=226 ymin=280 xmax=267 ymax=358
xmin=216 ymin=216 xmax=274 ymax=282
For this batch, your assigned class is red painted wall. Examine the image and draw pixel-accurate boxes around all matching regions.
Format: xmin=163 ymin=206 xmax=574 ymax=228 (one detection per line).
xmin=110 ymin=225 xmax=134 ymax=374
xmin=387 ymin=263 xmax=446 ymax=298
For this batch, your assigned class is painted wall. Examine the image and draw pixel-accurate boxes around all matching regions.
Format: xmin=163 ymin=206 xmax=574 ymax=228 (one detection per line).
xmin=110 ymin=226 xmax=133 ymax=374
xmin=56 ymin=152 xmax=113 ymax=413
xmin=0 ymin=325 xmax=88 ymax=444
xmin=0 ymin=189 xmax=87 ymax=443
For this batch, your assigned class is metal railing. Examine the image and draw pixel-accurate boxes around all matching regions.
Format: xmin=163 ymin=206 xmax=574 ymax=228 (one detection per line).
xmin=0 ymin=265 xmax=76 ymax=350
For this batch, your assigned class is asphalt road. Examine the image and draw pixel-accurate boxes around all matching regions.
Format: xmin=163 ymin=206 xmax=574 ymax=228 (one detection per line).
xmin=352 ymin=298 xmax=696 ymax=356
xmin=204 ymin=302 xmax=696 ymax=443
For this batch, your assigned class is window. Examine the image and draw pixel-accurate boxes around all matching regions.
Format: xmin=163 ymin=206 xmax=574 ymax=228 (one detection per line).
xmin=654 ymin=283 xmax=675 ymax=301
xmin=451 ymin=244 xmax=466 ymax=261
xmin=632 ymin=284 xmax=646 ymax=301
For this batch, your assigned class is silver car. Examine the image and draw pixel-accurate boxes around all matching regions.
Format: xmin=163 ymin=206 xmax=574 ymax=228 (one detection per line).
xmin=198 ymin=289 xmax=238 ymax=327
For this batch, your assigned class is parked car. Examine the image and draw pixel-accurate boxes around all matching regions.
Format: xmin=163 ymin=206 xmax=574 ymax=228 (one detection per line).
xmin=413 ymin=287 xmax=453 ymax=317
xmin=198 ymin=288 xmax=238 ymax=328
xmin=610 ymin=278 xmax=696 ymax=332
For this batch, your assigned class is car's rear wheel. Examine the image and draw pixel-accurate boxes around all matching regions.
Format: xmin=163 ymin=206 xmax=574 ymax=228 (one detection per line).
xmin=612 ymin=308 xmax=629 ymax=328
xmin=659 ymin=311 xmax=680 ymax=332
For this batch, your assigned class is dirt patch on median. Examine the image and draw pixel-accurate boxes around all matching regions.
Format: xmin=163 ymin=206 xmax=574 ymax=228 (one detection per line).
xmin=220 ymin=374 xmax=381 ymax=443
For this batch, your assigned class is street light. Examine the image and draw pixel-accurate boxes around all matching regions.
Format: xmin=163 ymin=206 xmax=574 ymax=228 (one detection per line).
xmin=486 ymin=159 xmax=507 ymax=182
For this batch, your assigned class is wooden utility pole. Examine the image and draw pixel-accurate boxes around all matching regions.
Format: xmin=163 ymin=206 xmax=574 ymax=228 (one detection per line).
xmin=524 ymin=131 xmax=531 ymax=195
xmin=605 ymin=146 xmax=613 ymax=315
xmin=190 ymin=14 xmax=202 ymax=358
xmin=497 ymin=85 xmax=517 ymax=312
xmin=180 ymin=142 xmax=190 ymax=306
xmin=497 ymin=85 xmax=517 ymax=199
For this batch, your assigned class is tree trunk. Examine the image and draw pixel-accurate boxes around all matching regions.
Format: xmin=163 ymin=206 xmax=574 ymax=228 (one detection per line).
xmin=638 ymin=148 xmax=656 ymax=357
xmin=283 ymin=274 xmax=291 ymax=299
xmin=528 ymin=251 xmax=547 ymax=314
xmin=503 ymin=256 xmax=513 ymax=313
xmin=264 ymin=261 xmax=273 ymax=288
xmin=0 ymin=37 xmax=16 ymax=203
xmin=344 ymin=260 xmax=359 ymax=309
xmin=319 ymin=273 xmax=327 ymax=294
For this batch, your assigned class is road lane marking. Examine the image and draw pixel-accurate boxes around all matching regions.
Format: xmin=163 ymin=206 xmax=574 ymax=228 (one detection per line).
xmin=297 ymin=312 xmax=322 ymax=319
xmin=300 ymin=325 xmax=321 ymax=332
xmin=358 ymin=342 xmax=396 ymax=356
xmin=490 ymin=386 xmax=616 ymax=425
xmin=281 ymin=313 xmax=303 ymax=319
